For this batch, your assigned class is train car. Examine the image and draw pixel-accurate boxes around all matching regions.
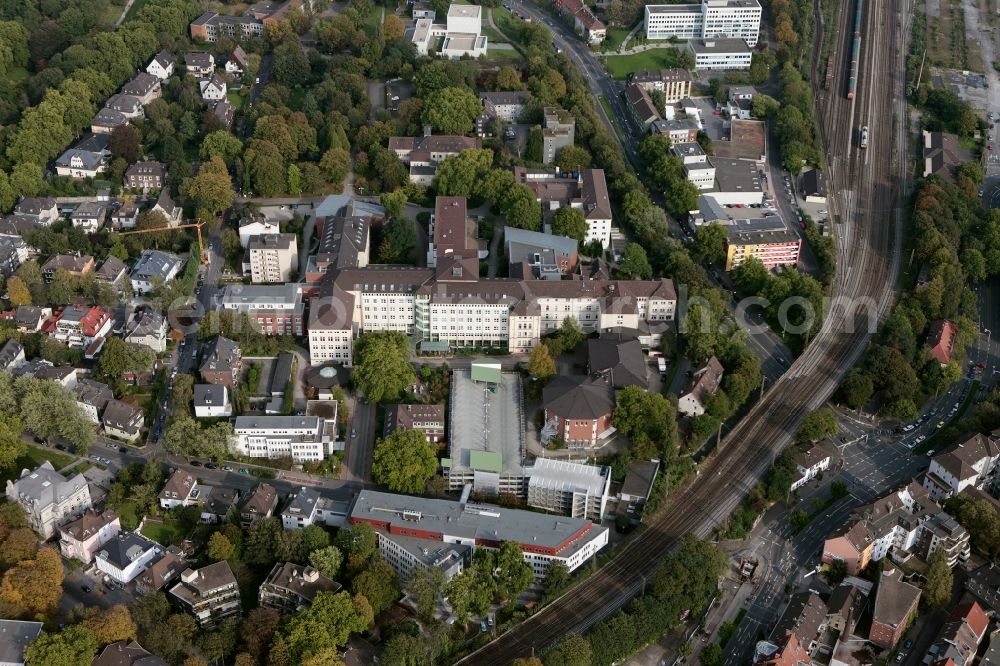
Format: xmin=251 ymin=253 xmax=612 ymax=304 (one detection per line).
xmin=859 ymin=126 xmax=869 ymax=148
xmin=825 ymin=55 xmax=834 ymax=89
xmin=847 ymin=0 xmax=863 ymax=99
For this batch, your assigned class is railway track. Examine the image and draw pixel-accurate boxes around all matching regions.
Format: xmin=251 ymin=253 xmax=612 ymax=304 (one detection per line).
xmin=457 ymin=0 xmax=907 ymax=662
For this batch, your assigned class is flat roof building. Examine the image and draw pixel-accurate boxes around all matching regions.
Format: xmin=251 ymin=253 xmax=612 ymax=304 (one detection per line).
xmin=525 ymin=457 xmax=611 ymax=521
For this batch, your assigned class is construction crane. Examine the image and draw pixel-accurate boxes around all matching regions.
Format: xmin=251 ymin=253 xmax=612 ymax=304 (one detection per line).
xmin=113 ymin=219 xmax=210 ymax=266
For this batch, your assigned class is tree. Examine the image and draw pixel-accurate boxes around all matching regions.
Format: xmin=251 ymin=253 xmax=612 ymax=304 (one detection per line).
xmin=0 ymin=171 xmax=15 ymax=213
xmin=99 ymin=337 xmax=154 ymax=390
xmin=377 ymin=215 xmax=417 ymax=264
xmin=487 ymin=541 xmax=533 ymax=601
xmin=279 ymin=591 xmax=370 ymax=661
xmin=273 ymin=36 xmax=310 ymax=86
xmin=500 ymin=184 xmax=542 ymax=231
xmin=730 ymin=255 xmax=769 ymax=295
xmin=551 ymin=206 xmax=587 ymax=242
xmin=372 ymin=428 xmax=438 ymax=494
xmin=201 ymin=130 xmax=244 ymax=166
xmin=924 ymin=551 xmax=952 ymax=608
xmin=245 ymin=139 xmax=288 ymax=196
xmin=352 ymin=331 xmax=415 ymax=403
xmin=108 ymin=125 xmax=141 ymax=164
xmin=334 ymin=522 xmax=378 ymax=572
xmin=618 ymin=243 xmax=652 ymax=279
xmin=796 ymin=408 xmax=838 ymax=443
xmin=309 ymin=546 xmax=343 ymax=579
xmin=692 ymin=223 xmax=727 ymax=265
xmin=83 ymin=605 xmax=137 ymax=645
xmin=527 ymin=343 xmax=556 ymax=379
xmin=24 ymin=626 xmax=97 ymax=666
xmin=319 ymin=147 xmax=351 ymax=187
xmin=955 ymin=498 xmax=1000 ymax=555
xmin=351 ymin=558 xmax=400 ymax=616
xmin=823 ymin=559 xmax=847 ymax=586
xmin=421 ymin=87 xmax=482 ymax=135
xmin=208 ymin=532 xmax=235 ymax=561
xmin=554 ymin=145 xmax=592 ymax=172
xmin=0 ymin=413 xmax=25 ymax=471
xmin=242 ymin=607 xmax=282 ymax=659
xmin=544 ymin=634 xmax=592 ymax=666
xmin=6 ymin=277 xmax=30 ymax=307
xmin=405 ymin=565 xmax=446 ymax=622
xmin=541 ymin=561 xmax=569 ymax=600
xmin=0 ymin=528 xmax=38 ymax=564
xmin=10 ymin=163 xmax=45 ymax=197
xmin=751 ymin=94 xmax=781 ymax=119
xmin=0 ymin=547 xmax=64 ymax=615
xmin=559 ymin=317 xmax=586 ymax=351
xmin=380 ymin=191 xmax=408 ymax=219
xmin=433 ymin=149 xmax=493 ymax=197
xmin=181 ymin=156 xmax=235 ymax=215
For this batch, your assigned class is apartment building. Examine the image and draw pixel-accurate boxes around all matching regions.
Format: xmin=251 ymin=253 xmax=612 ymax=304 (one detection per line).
xmin=672 ymin=142 xmax=716 ymax=190
xmin=190 ymin=12 xmax=266 ymax=41
xmin=822 ymin=482 xmax=970 ymax=575
xmin=169 ymin=562 xmax=241 ymax=628
xmin=542 ymin=107 xmax=576 ymax=165
xmin=238 ymin=214 xmax=280 ymax=246
xmin=351 ymin=489 xmax=610 ymax=578
xmin=217 ymin=284 xmax=304 ymax=336
xmin=629 ymin=68 xmax=693 ymax=104
xmin=626 ymin=83 xmax=660 ymax=130
xmin=74 ymin=378 xmax=113 ymax=424
xmin=59 ymin=509 xmax=121 ymax=563
xmin=384 ymin=403 xmax=447 ymax=443
xmin=233 ymin=416 xmax=331 ymax=462
xmin=480 ymin=91 xmax=531 ymax=122
xmin=102 ymin=399 xmax=144 ymax=442
xmin=239 ymin=483 xmax=279 ymax=527
xmin=258 ymin=563 xmax=341 ymax=613
xmin=70 ymin=202 xmax=107 ymax=233
xmin=6 ymin=462 xmax=92 ymax=539
xmin=47 ymin=305 xmax=113 ymax=349
xmin=247 ymin=233 xmax=299 ymax=283
xmin=542 ymin=375 xmax=615 ymax=448
xmin=869 ymin=565 xmax=921 ymax=649
xmin=724 ymin=219 xmax=801 ymax=270
xmin=514 ymin=167 xmax=613 ymax=248
xmin=525 ymin=458 xmax=611 ymax=521
xmin=428 ymin=196 xmax=474 ymax=268
xmin=193 ymin=384 xmax=231 ymax=418
xmin=644 ymin=0 xmax=761 ymax=46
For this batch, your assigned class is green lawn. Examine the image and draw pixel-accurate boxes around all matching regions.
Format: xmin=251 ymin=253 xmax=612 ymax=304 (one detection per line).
xmin=0 ymin=445 xmax=77 ymax=485
xmin=141 ymin=519 xmax=187 ymax=546
xmin=603 ymin=48 xmax=683 ymax=79
xmin=227 ymin=90 xmax=248 ymax=111
xmin=121 ymin=0 xmax=155 ymax=23
xmin=600 ymin=27 xmax=631 ymax=53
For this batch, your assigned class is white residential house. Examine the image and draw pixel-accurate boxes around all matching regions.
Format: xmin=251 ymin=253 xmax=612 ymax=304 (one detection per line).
xmin=225 ymin=46 xmax=248 ymax=75
xmin=146 ymin=51 xmax=175 ymax=79
xmin=279 ymin=487 xmax=351 ymax=529
xmin=152 ymin=189 xmax=183 ymax=226
xmin=159 ymin=470 xmax=198 ymax=509
xmin=239 ymin=215 xmax=281 ymax=246
xmin=55 ymin=142 xmax=109 ymax=179
xmin=922 ymin=433 xmax=1000 ymax=500
xmin=124 ymin=310 xmax=168 ymax=353
xmin=95 ymin=532 xmax=164 ymax=586
xmin=194 ymin=384 xmax=231 ymax=418
xmin=200 ymin=74 xmax=227 ymax=102
xmin=233 ymin=416 xmax=332 ymax=462
xmin=790 ymin=442 xmax=832 ymax=492
xmin=5 ymin=462 xmax=92 ymax=539
xmin=70 ymin=202 xmax=108 ymax=233
xmin=13 ymin=197 xmax=59 ymax=225
xmin=0 ymin=340 xmax=25 ymax=372
xmin=130 ymin=249 xmax=183 ymax=295
xmin=677 ymin=356 xmax=724 ymax=417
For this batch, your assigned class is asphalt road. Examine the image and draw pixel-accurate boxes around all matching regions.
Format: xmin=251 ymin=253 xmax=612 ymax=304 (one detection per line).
xmin=344 ymin=400 xmax=376 ymax=483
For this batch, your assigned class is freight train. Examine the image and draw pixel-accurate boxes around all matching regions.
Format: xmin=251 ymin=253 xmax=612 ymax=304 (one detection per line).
xmin=847 ymin=0 xmax=862 ymax=99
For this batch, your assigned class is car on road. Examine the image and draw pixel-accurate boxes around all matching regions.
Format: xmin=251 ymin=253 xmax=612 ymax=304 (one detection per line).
xmin=90 ymin=455 xmax=100 ymax=462
xmin=223 ymin=466 xmax=233 ymax=472
xmin=190 ymin=460 xmax=201 ymax=466
xmin=818 ymin=209 xmax=828 ymax=214
xmin=239 ymin=468 xmax=250 ymax=474
xmin=82 ymin=586 xmax=92 ymax=593
xmin=915 ymin=435 xmax=926 ymax=445
xmin=351 ymin=429 xmax=357 ymax=438
xmin=937 ymin=421 xmax=945 ymax=428
xmin=205 ymin=462 xmax=218 ymax=469
xmin=926 ymin=449 xmax=935 ymax=456
xmin=904 ymin=639 xmax=913 ymax=649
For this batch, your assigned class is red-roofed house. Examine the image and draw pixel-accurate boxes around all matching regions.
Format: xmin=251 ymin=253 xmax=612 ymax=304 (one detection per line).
xmin=927 ymin=319 xmax=958 ymax=365
xmin=553 ymin=0 xmax=606 ymax=44
xmin=949 ymin=600 xmax=989 ymax=644
xmin=755 ymin=632 xmax=810 ymax=666
xmin=47 ymin=305 xmax=114 ymax=349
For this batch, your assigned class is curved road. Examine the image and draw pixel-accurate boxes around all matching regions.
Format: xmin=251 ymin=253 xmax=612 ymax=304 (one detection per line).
xmin=457 ymin=0 xmax=907 ymax=661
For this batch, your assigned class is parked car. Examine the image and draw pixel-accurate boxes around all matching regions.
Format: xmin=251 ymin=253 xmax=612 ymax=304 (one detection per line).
xmin=223 ymin=466 xmax=233 ymax=472
xmin=190 ymin=460 xmax=201 ymax=466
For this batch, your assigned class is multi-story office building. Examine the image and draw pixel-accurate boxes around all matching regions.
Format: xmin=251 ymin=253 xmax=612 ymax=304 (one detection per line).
xmin=351 ymin=489 xmax=609 ymax=578
xmin=233 ymin=416 xmax=331 ymax=462
xmin=687 ymin=38 xmax=753 ymax=70
xmin=644 ymin=0 xmax=761 ymax=46
xmin=217 ymin=284 xmax=304 ymax=336
xmin=247 ymin=233 xmax=299 ymax=283
xmin=724 ymin=219 xmax=801 ymax=270
xmin=514 ymin=167 xmax=613 ymax=248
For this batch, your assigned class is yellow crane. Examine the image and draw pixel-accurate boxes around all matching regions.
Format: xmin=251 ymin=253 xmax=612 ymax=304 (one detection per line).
xmin=113 ymin=219 xmax=210 ymax=266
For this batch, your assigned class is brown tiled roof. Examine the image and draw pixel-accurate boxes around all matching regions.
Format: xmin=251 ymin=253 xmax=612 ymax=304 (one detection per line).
xmin=137 ymin=552 xmax=185 ymax=591
xmin=159 ymin=469 xmax=195 ymax=501
xmin=60 ymin=509 xmax=117 ymax=541
xmin=241 ymin=483 xmax=278 ymax=515
xmin=682 ymin=356 xmax=724 ymax=405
